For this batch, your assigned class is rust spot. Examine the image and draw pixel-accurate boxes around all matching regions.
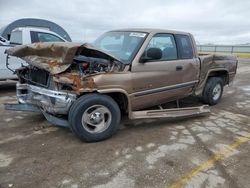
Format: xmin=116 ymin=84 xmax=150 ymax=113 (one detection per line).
xmin=84 ymin=77 xmax=96 ymax=88
xmin=66 ymin=74 xmax=82 ymax=93
xmin=48 ymin=60 xmax=60 ymax=69
xmin=54 ymin=73 xmax=97 ymax=94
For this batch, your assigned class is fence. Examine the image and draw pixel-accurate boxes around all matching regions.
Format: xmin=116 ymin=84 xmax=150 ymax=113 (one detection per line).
xmin=197 ymin=45 xmax=250 ymax=55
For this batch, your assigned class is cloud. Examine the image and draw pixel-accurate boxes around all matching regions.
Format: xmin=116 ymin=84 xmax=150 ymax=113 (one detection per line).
xmin=0 ymin=0 xmax=249 ymax=44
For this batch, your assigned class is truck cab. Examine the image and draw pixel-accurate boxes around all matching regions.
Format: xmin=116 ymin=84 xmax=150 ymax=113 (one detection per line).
xmin=128 ymin=30 xmax=200 ymax=110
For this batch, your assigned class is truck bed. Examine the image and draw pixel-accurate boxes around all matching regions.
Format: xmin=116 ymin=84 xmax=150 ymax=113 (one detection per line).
xmin=195 ymin=53 xmax=238 ymax=96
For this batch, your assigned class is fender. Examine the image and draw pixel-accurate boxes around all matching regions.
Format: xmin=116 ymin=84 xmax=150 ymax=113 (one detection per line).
xmin=195 ymin=68 xmax=229 ymax=96
xmin=97 ymin=88 xmax=133 ymax=118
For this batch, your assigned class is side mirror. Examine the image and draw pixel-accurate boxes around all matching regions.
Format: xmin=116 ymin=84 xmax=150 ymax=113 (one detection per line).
xmin=140 ymin=48 xmax=162 ymax=63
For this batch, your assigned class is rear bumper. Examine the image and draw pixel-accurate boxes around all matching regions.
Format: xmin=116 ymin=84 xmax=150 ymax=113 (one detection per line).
xmin=16 ymin=83 xmax=76 ymax=115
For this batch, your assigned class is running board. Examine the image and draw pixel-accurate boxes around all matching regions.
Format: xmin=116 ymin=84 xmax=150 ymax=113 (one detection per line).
xmin=130 ymin=105 xmax=210 ymax=119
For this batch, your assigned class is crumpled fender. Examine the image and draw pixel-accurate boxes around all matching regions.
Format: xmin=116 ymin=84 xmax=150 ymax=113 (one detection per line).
xmin=5 ymin=42 xmax=120 ymax=74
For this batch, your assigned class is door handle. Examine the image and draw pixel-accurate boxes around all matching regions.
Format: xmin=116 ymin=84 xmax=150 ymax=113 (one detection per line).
xmin=176 ymin=65 xmax=183 ymax=71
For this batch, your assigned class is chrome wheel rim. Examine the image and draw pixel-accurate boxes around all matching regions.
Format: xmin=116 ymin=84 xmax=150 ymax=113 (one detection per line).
xmin=212 ymin=84 xmax=222 ymax=101
xmin=81 ymin=105 xmax=112 ymax=133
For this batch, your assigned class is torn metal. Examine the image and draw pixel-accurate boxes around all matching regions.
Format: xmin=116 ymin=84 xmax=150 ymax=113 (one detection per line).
xmin=6 ymin=42 xmax=126 ymax=96
xmin=5 ymin=42 xmax=128 ymax=115
xmin=16 ymin=83 xmax=76 ymax=114
xmin=5 ymin=42 xmax=122 ymax=74
xmin=5 ymin=103 xmax=70 ymax=128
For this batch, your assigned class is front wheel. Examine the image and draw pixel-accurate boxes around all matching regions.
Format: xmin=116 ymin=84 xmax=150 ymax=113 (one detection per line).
xmin=69 ymin=94 xmax=121 ymax=142
xmin=202 ymin=77 xmax=224 ymax=105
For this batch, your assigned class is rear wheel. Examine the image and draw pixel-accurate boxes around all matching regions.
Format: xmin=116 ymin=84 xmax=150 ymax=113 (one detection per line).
xmin=69 ymin=94 xmax=121 ymax=142
xmin=202 ymin=77 xmax=224 ymax=105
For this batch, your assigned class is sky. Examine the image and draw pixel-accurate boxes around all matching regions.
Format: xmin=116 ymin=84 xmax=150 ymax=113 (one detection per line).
xmin=0 ymin=0 xmax=249 ymax=44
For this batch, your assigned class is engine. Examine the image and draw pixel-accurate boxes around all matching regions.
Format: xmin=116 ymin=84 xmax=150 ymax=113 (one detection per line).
xmin=73 ymin=55 xmax=112 ymax=74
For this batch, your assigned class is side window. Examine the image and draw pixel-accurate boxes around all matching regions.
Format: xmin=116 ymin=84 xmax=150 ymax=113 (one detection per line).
xmin=146 ymin=33 xmax=177 ymax=61
xmin=30 ymin=31 xmax=64 ymax=43
xmin=10 ymin=31 xmax=23 ymax=45
xmin=175 ymin=35 xmax=194 ymax=59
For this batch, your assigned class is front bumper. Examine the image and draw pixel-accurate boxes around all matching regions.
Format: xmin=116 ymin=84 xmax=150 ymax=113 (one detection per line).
xmin=5 ymin=103 xmax=70 ymax=128
xmin=16 ymin=83 xmax=76 ymax=115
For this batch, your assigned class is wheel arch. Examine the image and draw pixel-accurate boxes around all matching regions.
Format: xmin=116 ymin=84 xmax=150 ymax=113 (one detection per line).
xmin=96 ymin=89 xmax=130 ymax=115
xmin=195 ymin=68 xmax=229 ymax=96
xmin=207 ymin=69 xmax=229 ymax=85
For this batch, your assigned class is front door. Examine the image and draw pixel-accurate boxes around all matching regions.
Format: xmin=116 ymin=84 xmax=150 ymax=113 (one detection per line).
xmin=130 ymin=33 xmax=199 ymax=110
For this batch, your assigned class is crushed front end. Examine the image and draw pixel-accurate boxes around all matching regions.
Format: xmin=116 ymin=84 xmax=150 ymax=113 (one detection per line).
xmin=4 ymin=42 xmax=124 ymax=127
xmin=15 ymin=67 xmax=76 ymax=115
xmin=5 ymin=65 xmax=77 ymax=127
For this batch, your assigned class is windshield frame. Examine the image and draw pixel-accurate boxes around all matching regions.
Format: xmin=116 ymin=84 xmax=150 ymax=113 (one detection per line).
xmin=92 ymin=31 xmax=148 ymax=64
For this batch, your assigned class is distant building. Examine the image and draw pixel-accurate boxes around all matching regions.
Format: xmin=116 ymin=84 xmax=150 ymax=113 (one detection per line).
xmin=0 ymin=18 xmax=71 ymax=41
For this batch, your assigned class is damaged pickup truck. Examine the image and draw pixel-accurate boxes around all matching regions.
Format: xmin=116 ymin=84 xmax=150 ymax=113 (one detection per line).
xmin=5 ymin=29 xmax=238 ymax=142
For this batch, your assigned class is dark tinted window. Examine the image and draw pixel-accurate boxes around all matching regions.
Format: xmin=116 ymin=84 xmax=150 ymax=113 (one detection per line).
xmin=175 ymin=34 xmax=194 ymax=59
xmin=146 ymin=33 xmax=177 ymax=61
xmin=30 ymin=31 xmax=64 ymax=43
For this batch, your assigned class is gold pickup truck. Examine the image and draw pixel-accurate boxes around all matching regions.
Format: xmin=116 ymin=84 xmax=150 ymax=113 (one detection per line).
xmin=5 ymin=29 xmax=238 ymax=142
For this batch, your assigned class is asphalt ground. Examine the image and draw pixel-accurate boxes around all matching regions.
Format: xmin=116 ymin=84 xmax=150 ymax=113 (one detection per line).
xmin=0 ymin=57 xmax=249 ymax=188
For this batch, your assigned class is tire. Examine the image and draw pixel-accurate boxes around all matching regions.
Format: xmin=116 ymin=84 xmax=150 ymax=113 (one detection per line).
xmin=202 ymin=77 xmax=224 ymax=105
xmin=69 ymin=93 xmax=121 ymax=142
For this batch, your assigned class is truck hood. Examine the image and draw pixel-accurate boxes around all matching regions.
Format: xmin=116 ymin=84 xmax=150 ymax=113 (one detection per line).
xmin=5 ymin=42 xmax=121 ymax=74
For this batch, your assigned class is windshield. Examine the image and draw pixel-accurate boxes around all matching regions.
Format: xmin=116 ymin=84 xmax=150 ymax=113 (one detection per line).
xmin=92 ymin=31 xmax=147 ymax=64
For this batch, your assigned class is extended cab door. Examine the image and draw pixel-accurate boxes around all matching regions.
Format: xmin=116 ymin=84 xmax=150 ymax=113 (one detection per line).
xmin=130 ymin=33 xmax=200 ymax=110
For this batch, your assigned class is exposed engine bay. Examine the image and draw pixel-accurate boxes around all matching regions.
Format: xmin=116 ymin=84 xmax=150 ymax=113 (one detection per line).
xmin=73 ymin=55 xmax=111 ymax=75
xmin=5 ymin=42 xmax=127 ymax=115
xmin=10 ymin=42 xmax=126 ymax=93
xmin=16 ymin=54 xmax=122 ymax=90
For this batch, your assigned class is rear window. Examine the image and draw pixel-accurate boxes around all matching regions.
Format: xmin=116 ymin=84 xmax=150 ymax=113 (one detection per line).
xmin=31 ymin=31 xmax=64 ymax=43
xmin=175 ymin=34 xmax=194 ymax=59
xmin=10 ymin=31 xmax=22 ymax=45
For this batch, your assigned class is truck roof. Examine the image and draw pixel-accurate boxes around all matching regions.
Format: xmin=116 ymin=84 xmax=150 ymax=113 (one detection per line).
xmin=12 ymin=27 xmax=59 ymax=35
xmin=110 ymin=28 xmax=191 ymax=35
xmin=11 ymin=27 xmax=67 ymax=42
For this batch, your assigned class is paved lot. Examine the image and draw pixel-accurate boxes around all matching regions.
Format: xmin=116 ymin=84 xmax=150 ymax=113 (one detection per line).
xmin=0 ymin=58 xmax=250 ymax=188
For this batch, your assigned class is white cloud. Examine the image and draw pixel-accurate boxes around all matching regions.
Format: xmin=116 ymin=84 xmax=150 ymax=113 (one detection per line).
xmin=0 ymin=0 xmax=249 ymax=44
